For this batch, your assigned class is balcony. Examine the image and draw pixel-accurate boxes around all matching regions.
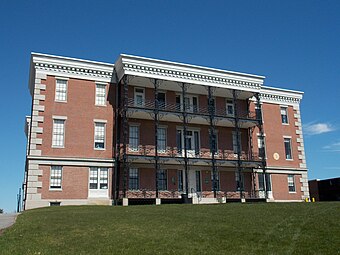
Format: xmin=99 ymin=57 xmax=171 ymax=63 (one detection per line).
xmin=121 ymin=144 xmax=262 ymax=163
xmin=127 ymin=98 xmax=258 ymax=120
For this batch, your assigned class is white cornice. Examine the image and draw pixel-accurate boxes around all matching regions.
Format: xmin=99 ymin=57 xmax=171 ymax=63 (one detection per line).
xmin=115 ymin=54 xmax=265 ymax=93
xmin=29 ymin=53 xmax=116 ymax=94
xmin=259 ymin=86 xmax=303 ymax=105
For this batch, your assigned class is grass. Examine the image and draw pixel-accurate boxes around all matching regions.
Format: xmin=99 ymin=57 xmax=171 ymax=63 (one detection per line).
xmin=0 ymin=203 xmax=339 ymax=255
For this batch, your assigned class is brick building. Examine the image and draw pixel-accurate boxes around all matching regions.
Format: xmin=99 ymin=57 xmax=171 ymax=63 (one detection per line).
xmin=23 ymin=53 xmax=309 ymax=209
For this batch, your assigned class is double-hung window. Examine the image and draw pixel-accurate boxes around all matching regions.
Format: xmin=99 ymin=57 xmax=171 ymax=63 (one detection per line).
xmin=50 ymin=166 xmax=62 ymax=189
xmin=258 ymin=173 xmax=272 ymax=191
xmin=95 ymin=84 xmax=106 ymax=106
xmin=55 ymin=79 xmax=67 ymax=102
xmin=94 ymin=122 xmax=105 ymax=149
xmin=178 ymin=170 xmax=183 ymax=191
xmin=129 ymin=168 xmax=139 ymax=190
xmin=134 ymin=88 xmax=145 ymax=107
xmin=157 ymin=92 xmax=166 ymax=109
xmin=281 ymin=107 xmax=289 ymax=124
xmin=232 ymin=131 xmax=242 ymax=154
xmin=257 ymin=135 xmax=266 ymax=158
xmin=284 ymin=137 xmax=292 ymax=160
xmin=176 ymin=95 xmax=198 ymax=113
xmin=52 ymin=119 xmax=65 ymax=147
xmin=157 ymin=169 xmax=167 ymax=190
xmin=129 ymin=125 xmax=139 ymax=151
xmin=226 ymin=99 xmax=234 ymax=116
xmin=157 ymin=127 xmax=167 ymax=152
xmin=288 ymin=174 xmax=295 ymax=192
xmin=89 ymin=167 xmax=108 ymax=190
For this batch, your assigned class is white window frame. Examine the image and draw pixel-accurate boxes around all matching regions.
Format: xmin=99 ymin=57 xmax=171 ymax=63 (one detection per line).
xmin=94 ymin=121 xmax=106 ymax=150
xmin=176 ymin=127 xmax=201 ymax=157
xmin=88 ymin=167 xmax=109 ymax=198
xmin=95 ymin=83 xmax=107 ymax=106
xmin=226 ymin=98 xmax=234 ymax=116
xmin=129 ymin=168 xmax=139 ymax=190
xmin=211 ymin=170 xmax=220 ymax=191
xmin=235 ymin=171 xmax=244 ymax=191
xmin=157 ymin=127 xmax=167 ymax=152
xmin=50 ymin=166 xmax=62 ymax=190
xmin=288 ymin=174 xmax=296 ymax=193
xmin=157 ymin=169 xmax=168 ymax=191
xmin=280 ymin=106 xmax=289 ymax=125
xmin=284 ymin=136 xmax=293 ymax=160
xmin=232 ymin=131 xmax=242 ymax=154
xmin=129 ymin=125 xmax=140 ymax=151
xmin=176 ymin=94 xmax=199 ymax=113
xmin=157 ymin=91 xmax=166 ymax=109
xmin=55 ymin=78 xmax=68 ymax=102
xmin=52 ymin=117 xmax=66 ymax=148
xmin=134 ymin=87 xmax=145 ymax=107
xmin=257 ymin=133 xmax=267 ymax=159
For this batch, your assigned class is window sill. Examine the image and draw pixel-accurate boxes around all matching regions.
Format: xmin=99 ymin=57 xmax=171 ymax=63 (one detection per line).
xmin=285 ymin=159 xmax=294 ymax=161
xmin=95 ymin=104 xmax=107 ymax=107
xmin=94 ymin=148 xmax=106 ymax=151
xmin=282 ymin=123 xmax=290 ymax=126
xmin=49 ymin=188 xmax=62 ymax=191
xmin=289 ymin=191 xmax=297 ymax=194
xmin=52 ymin=146 xmax=65 ymax=149
xmin=55 ymin=100 xmax=67 ymax=103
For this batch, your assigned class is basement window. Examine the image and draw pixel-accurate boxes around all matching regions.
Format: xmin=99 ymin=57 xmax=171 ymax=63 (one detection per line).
xmin=50 ymin=202 xmax=61 ymax=206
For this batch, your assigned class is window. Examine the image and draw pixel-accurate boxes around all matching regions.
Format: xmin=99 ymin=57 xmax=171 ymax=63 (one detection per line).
xmin=177 ymin=129 xmax=200 ymax=156
xmin=178 ymin=170 xmax=183 ymax=191
xmin=134 ymin=88 xmax=145 ymax=107
xmin=284 ymin=138 xmax=292 ymax=159
xmin=257 ymin=135 xmax=266 ymax=158
xmin=89 ymin=167 xmax=108 ymax=189
xmin=157 ymin=169 xmax=167 ymax=190
xmin=55 ymin=79 xmax=67 ymax=102
xmin=176 ymin=95 xmax=198 ymax=113
xmin=288 ymin=174 xmax=295 ymax=192
xmin=157 ymin=127 xmax=166 ymax=152
xmin=211 ymin=170 xmax=220 ymax=191
xmin=258 ymin=173 xmax=272 ymax=191
xmin=52 ymin=119 xmax=65 ymax=147
xmin=226 ymin=99 xmax=234 ymax=116
xmin=50 ymin=166 xmax=62 ymax=189
xmin=281 ymin=107 xmax=288 ymax=124
xmin=50 ymin=202 xmax=61 ymax=206
xmin=129 ymin=168 xmax=139 ymax=190
xmin=235 ymin=171 xmax=244 ymax=191
xmin=157 ymin=92 xmax=166 ymax=109
xmin=232 ymin=132 xmax=242 ymax=154
xmin=129 ymin=125 xmax=139 ymax=151
xmin=95 ymin=84 xmax=106 ymax=106
xmin=94 ymin=122 xmax=105 ymax=149
xmin=195 ymin=171 xmax=201 ymax=192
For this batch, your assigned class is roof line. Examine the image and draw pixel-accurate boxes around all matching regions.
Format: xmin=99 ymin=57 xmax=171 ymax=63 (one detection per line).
xmin=262 ymin=85 xmax=304 ymax=95
xmin=120 ymin=53 xmax=266 ymax=80
xmin=31 ymin=52 xmax=115 ymax=67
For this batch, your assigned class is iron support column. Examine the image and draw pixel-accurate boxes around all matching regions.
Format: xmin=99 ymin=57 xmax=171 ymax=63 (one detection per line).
xmin=208 ymin=86 xmax=217 ymax=198
xmin=233 ymin=90 xmax=243 ymax=199
xmin=255 ymin=93 xmax=267 ymax=199
xmin=154 ymin=79 xmax=160 ymax=198
xmin=122 ymin=75 xmax=129 ymax=198
xmin=182 ymin=83 xmax=190 ymax=202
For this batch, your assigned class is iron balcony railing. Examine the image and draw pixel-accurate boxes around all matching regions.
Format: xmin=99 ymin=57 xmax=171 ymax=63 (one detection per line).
xmin=120 ymin=144 xmax=262 ymax=162
xmin=127 ymin=98 xmax=259 ymax=121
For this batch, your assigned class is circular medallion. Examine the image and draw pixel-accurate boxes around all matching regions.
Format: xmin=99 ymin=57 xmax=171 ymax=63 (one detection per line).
xmin=273 ymin=153 xmax=280 ymax=160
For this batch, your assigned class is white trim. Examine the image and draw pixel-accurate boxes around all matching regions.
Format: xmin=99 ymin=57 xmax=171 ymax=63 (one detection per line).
xmin=55 ymin=76 xmax=69 ymax=80
xmin=52 ymin=115 xmax=68 ymax=120
xmin=94 ymin=119 xmax=107 ymax=123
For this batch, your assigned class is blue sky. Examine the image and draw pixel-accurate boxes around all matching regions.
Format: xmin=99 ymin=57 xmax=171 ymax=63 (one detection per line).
xmin=0 ymin=0 xmax=339 ymax=212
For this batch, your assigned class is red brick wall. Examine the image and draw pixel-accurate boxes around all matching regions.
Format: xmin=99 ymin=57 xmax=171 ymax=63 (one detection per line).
xmin=38 ymin=76 xmax=114 ymax=158
xmin=271 ymin=173 xmax=302 ymax=200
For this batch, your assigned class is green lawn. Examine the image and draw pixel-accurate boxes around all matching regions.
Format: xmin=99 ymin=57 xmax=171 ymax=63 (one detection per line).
xmin=0 ymin=203 xmax=339 ymax=255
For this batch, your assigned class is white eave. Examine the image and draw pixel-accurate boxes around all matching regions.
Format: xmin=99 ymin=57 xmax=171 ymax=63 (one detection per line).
xmin=260 ymin=85 xmax=303 ymax=105
xmin=115 ymin=54 xmax=265 ymax=93
xmin=29 ymin=52 xmax=115 ymax=94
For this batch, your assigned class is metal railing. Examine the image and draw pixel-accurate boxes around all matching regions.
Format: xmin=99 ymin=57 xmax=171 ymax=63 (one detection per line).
xmin=127 ymin=98 xmax=258 ymax=121
xmin=120 ymin=144 xmax=262 ymax=162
